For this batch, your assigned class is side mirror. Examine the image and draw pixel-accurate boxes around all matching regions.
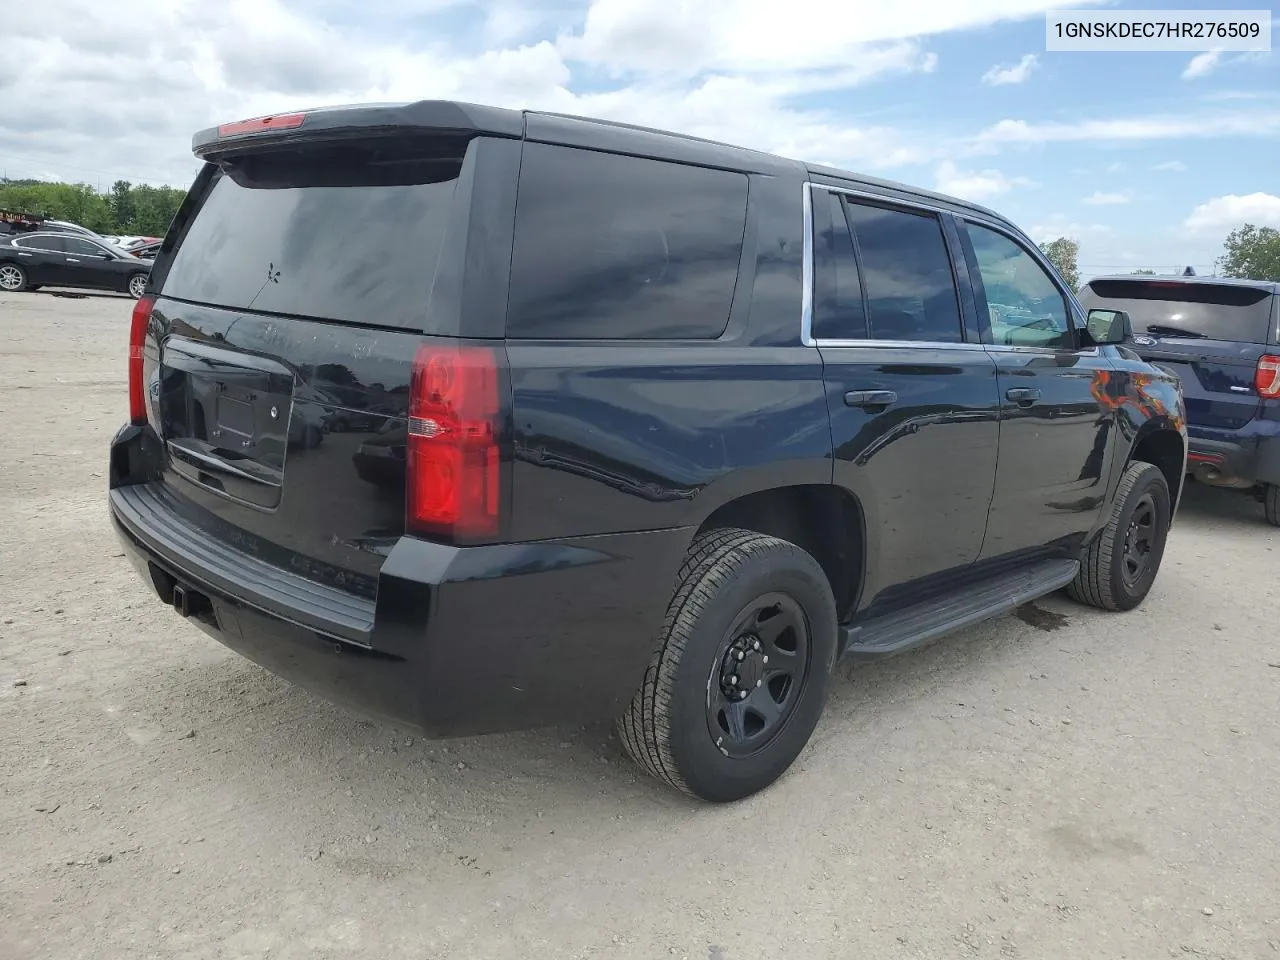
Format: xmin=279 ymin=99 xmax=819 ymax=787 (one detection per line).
xmin=1086 ymin=308 xmax=1132 ymax=346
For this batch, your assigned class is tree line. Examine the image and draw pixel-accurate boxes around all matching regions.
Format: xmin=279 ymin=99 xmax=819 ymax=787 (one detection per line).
xmin=1040 ymin=225 xmax=1280 ymax=289
xmin=0 ymin=178 xmax=186 ymax=237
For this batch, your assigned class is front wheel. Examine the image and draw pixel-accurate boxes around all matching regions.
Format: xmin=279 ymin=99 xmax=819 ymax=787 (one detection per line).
xmin=1067 ymin=461 xmax=1172 ymax=611
xmin=126 ymin=273 xmax=148 ymax=299
xmin=0 ymin=263 xmax=29 ymax=292
xmin=617 ymin=528 xmax=838 ymax=802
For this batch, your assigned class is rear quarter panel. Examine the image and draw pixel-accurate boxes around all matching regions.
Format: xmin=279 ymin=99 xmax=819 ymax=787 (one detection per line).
xmin=507 ymin=169 xmax=833 ymax=542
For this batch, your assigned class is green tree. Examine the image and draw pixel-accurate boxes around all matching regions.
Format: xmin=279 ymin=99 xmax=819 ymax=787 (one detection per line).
xmin=0 ymin=178 xmax=185 ymax=237
xmin=1130 ymin=268 xmax=1155 ymax=275
xmin=1038 ymin=236 xmax=1080 ymax=290
xmin=109 ymin=180 xmax=135 ymax=232
xmin=1219 ymin=224 xmax=1280 ymax=282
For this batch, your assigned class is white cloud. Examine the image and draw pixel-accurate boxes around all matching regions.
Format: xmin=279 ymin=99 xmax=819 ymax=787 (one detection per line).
xmin=981 ymin=53 xmax=1038 ymax=86
xmin=1027 ymin=218 xmax=1112 ymax=242
xmin=0 ymin=0 xmax=1103 ymax=187
xmin=1083 ymin=191 xmax=1130 ymax=206
xmin=975 ymin=111 xmax=1280 ymax=146
xmin=1152 ymin=160 xmax=1187 ymax=172
xmin=934 ymin=160 xmax=1034 ymax=201
xmin=1184 ymin=193 xmax=1280 ymax=233
xmin=559 ymin=1 xmax=1092 ymax=75
xmin=1182 ymin=50 xmax=1222 ymax=80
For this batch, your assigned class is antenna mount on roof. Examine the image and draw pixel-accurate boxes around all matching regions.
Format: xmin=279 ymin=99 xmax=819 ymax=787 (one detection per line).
xmin=1182 ymin=266 xmax=1196 ymax=277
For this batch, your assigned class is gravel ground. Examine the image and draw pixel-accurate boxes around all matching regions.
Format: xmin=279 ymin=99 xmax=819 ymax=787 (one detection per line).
xmin=2 ymin=290 xmax=1279 ymax=960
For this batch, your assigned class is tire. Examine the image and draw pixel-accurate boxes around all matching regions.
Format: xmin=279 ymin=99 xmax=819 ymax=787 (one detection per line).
xmin=1067 ymin=461 xmax=1171 ymax=612
xmin=126 ymin=273 xmax=148 ymax=299
xmin=617 ymin=527 xmax=838 ymax=802
xmin=1264 ymin=484 xmax=1280 ymax=527
xmin=0 ymin=262 xmax=29 ymax=292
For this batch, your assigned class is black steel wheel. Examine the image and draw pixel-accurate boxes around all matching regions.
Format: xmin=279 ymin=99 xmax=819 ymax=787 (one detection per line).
xmin=618 ymin=527 xmax=837 ymax=802
xmin=707 ymin=593 xmax=811 ymax=759
xmin=1068 ymin=461 xmax=1171 ymax=611
xmin=1120 ymin=493 xmax=1157 ymax=586
xmin=1264 ymin=484 xmax=1279 ymax=528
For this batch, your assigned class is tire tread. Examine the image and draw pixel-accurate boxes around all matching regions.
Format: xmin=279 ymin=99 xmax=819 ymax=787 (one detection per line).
xmin=1067 ymin=460 xmax=1164 ymax=611
xmin=1264 ymin=484 xmax=1280 ymax=527
xmin=617 ymin=527 xmax=794 ymax=797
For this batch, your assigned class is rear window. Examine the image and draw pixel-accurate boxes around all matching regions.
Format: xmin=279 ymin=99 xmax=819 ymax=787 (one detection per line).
xmin=1083 ymin=279 xmax=1275 ymax=343
xmin=160 ymin=138 xmax=465 ymax=329
xmin=506 ymin=144 xmax=748 ymax=340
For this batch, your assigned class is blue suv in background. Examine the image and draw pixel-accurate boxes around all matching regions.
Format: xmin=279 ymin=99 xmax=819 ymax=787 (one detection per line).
xmin=1079 ymin=275 xmax=1280 ymax=525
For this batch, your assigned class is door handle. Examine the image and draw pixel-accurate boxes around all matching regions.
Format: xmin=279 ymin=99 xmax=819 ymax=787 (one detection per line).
xmin=844 ymin=390 xmax=898 ymax=409
xmin=1006 ymin=387 xmax=1041 ymax=406
xmin=65 ymin=257 xmax=80 ymax=263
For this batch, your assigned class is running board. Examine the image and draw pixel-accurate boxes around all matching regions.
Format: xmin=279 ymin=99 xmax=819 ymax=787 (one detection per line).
xmin=839 ymin=559 xmax=1079 ymax=660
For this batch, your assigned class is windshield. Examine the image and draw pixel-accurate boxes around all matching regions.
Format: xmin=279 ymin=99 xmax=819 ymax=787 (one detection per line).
xmin=160 ymin=138 xmax=465 ymax=329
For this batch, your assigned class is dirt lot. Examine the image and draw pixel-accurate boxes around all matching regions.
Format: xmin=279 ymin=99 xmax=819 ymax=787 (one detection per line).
xmin=2 ymin=290 xmax=1279 ymax=960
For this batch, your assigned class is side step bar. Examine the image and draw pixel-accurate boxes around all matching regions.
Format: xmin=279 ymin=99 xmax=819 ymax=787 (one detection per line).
xmin=839 ymin=558 xmax=1079 ymax=660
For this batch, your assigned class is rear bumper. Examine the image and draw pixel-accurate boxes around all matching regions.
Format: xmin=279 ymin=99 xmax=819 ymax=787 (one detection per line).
xmin=110 ymin=476 xmax=690 ymax=737
xmin=1186 ymin=424 xmax=1280 ymax=487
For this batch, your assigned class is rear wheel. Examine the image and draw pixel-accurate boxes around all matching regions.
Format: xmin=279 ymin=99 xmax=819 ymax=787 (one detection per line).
xmin=0 ymin=263 xmax=29 ymax=292
xmin=1067 ymin=461 xmax=1171 ymax=611
xmin=1264 ymin=484 xmax=1280 ymax=527
xmin=617 ymin=527 xmax=837 ymax=802
xmin=127 ymin=273 xmax=148 ymax=299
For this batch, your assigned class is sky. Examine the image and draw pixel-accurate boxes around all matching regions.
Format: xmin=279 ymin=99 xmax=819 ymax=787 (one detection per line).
xmin=2 ymin=0 xmax=1278 ymax=277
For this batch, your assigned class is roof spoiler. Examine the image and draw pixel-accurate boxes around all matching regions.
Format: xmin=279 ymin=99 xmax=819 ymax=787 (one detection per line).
xmin=192 ymin=100 xmax=525 ymax=160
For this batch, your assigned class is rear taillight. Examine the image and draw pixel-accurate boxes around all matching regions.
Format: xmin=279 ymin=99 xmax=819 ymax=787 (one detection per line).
xmin=128 ymin=296 xmax=155 ymax=425
xmin=407 ymin=343 xmax=503 ymax=541
xmin=1257 ymin=355 xmax=1280 ymax=399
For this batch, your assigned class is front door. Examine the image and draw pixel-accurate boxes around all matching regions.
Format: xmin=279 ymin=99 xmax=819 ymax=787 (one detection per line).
xmin=61 ymin=236 xmax=116 ymax=289
xmin=956 ymin=218 xmax=1117 ymax=560
xmin=808 ymin=184 xmax=1001 ymax=609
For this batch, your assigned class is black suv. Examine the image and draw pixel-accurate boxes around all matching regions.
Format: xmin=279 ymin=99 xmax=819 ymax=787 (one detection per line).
xmin=1079 ymin=276 xmax=1280 ymax=525
xmin=109 ymin=101 xmax=1186 ymax=802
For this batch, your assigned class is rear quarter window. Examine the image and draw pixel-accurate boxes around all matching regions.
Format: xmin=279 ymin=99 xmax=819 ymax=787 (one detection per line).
xmin=1082 ymin=279 xmax=1276 ymax=344
xmin=506 ymin=144 xmax=748 ymax=340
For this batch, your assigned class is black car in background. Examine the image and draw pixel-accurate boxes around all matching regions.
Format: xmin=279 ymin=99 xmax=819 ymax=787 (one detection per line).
xmin=0 ymin=231 xmax=151 ymax=298
xmin=1079 ymin=276 xmax=1280 ymax=525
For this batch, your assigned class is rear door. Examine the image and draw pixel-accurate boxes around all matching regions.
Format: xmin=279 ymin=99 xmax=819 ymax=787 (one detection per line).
xmin=60 ymin=236 xmax=118 ymax=289
xmin=11 ymin=234 xmax=67 ymax=284
xmin=1078 ymin=278 xmax=1277 ymax=431
xmin=141 ymin=132 xmax=519 ymax=599
xmin=808 ymin=184 xmax=1001 ymax=607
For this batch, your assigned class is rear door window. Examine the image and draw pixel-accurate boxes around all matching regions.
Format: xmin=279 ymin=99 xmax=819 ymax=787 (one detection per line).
xmin=507 ymin=144 xmax=748 ymax=340
xmin=16 ymin=235 xmax=66 ymax=253
xmin=159 ymin=139 xmax=465 ymax=329
xmin=1084 ymin=279 xmax=1275 ymax=343
xmin=844 ymin=201 xmax=964 ymax=343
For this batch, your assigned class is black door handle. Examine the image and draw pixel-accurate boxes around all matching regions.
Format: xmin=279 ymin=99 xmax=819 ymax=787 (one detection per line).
xmin=844 ymin=390 xmax=898 ymax=409
xmin=1006 ymin=387 xmax=1041 ymax=406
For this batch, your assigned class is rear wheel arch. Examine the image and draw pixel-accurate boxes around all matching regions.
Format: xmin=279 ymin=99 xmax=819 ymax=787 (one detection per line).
xmin=692 ymin=484 xmax=864 ymax=623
